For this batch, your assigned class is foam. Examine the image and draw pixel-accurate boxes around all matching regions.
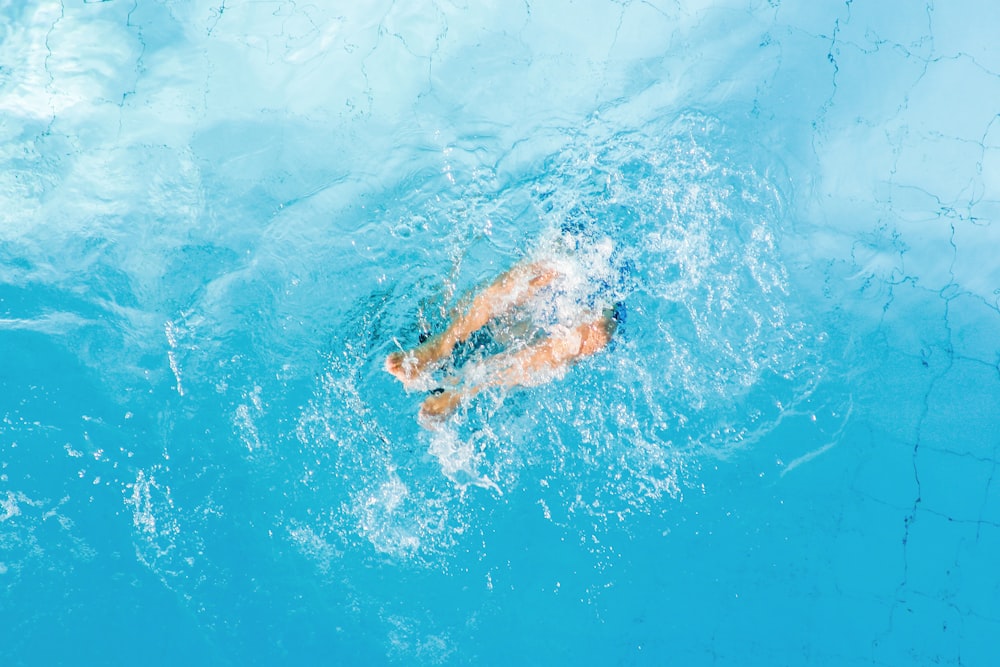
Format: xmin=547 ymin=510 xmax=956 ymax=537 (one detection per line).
xmin=284 ymin=110 xmax=812 ymax=565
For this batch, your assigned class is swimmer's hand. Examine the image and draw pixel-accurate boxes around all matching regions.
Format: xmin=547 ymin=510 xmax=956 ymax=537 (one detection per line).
xmin=418 ymin=388 xmax=466 ymax=424
xmin=385 ymin=350 xmax=419 ymax=383
xmin=385 ymin=348 xmax=441 ymax=390
xmin=385 ymin=332 xmax=455 ymax=389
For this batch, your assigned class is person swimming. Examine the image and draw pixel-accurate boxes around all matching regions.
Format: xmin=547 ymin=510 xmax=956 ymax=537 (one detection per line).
xmin=385 ymin=219 xmax=628 ymax=423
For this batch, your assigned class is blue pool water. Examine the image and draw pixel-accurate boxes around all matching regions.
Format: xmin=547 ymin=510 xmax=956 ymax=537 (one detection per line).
xmin=2 ymin=1 xmax=999 ymax=665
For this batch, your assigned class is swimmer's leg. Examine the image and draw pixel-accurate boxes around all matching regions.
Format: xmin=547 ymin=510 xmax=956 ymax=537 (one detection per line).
xmin=419 ymin=313 xmax=617 ymax=421
xmin=386 ymin=261 xmax=560 ymax=386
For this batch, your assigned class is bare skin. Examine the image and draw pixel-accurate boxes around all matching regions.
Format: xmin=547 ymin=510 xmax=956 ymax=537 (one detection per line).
xmin=386 ymin=260 xmax=618 ymax=422
xmin=418 ymin=314 xmax=616 ymax=420
xmin=385 ymin=262 xmax=559 ymax=386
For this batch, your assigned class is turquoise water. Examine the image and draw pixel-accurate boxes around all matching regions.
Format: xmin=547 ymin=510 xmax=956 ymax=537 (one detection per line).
xmin=2 ymin=1 xmax=999 ymax=665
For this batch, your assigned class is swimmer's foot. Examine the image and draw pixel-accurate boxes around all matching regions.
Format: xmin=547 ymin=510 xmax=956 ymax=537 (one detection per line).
xmin=418 ymin=388 xmax=466 ymax=423
xmin=418 ymin=377 xmax=489 ymax=425
xmin=385 ymin=338 xmax=448 ymax=387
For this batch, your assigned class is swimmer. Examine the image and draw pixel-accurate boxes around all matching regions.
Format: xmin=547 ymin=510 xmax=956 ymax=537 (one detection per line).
xmin=386 ymin=222 xmax=628 ymax=422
